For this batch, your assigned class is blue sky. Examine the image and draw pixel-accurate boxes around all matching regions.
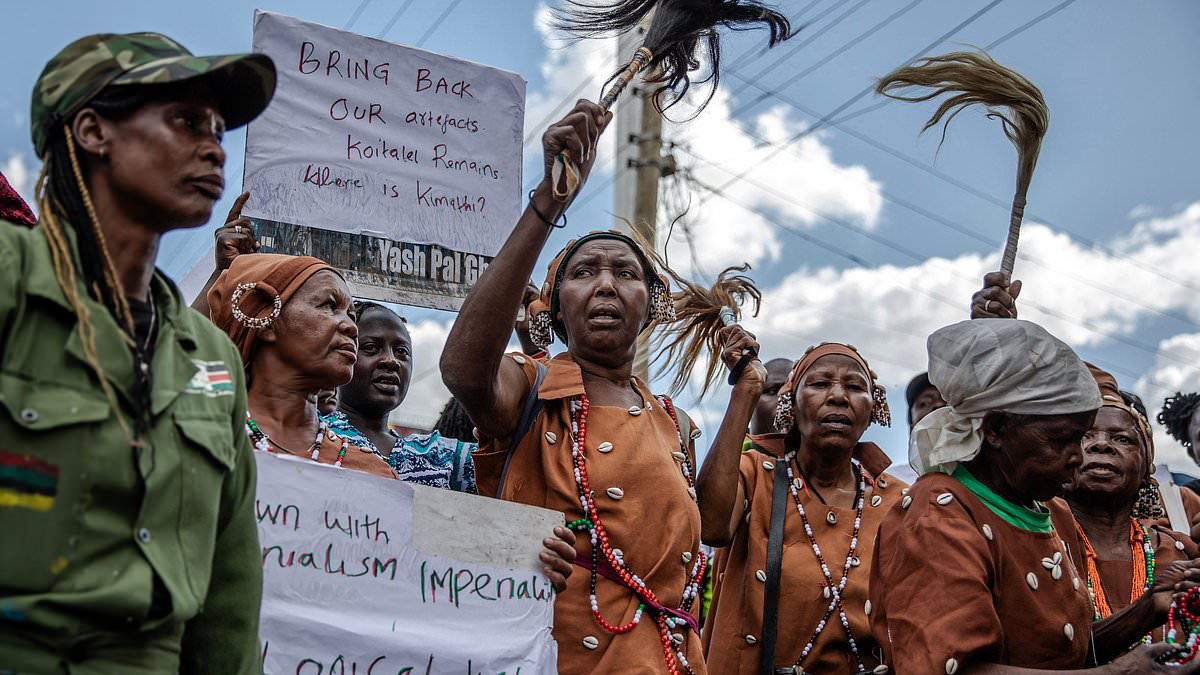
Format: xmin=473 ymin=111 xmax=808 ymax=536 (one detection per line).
xmin=3 ymin=0 xmax=1199 ymax=474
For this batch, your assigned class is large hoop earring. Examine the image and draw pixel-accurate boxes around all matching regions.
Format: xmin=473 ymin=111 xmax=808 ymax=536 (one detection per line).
xmin=231 ymin=282 xmax=282 ymax=329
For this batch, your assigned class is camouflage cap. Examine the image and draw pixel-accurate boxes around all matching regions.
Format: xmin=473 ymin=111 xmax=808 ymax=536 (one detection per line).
xmin=32 ymin=32 xmax=276 ymax=156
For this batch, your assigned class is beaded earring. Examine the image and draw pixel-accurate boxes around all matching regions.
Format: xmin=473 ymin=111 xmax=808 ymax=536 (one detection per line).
xmin=648 ymin=281 xmax=676 ymax=323
xmin=1133 ymin=476 xmax=1167 ymax=520
xmin=871 ymin=385 xmax=892 ymax=427
xmin=773 ymin=392 xmax=794 ymax=432
xmin=529 ymin=310 xmax=555 ymax=350
xmin=230 ymin=282 xmax=282 ymax=329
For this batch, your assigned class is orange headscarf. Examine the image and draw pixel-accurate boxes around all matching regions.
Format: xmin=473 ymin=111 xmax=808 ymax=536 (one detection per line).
xmin=525 ymin=230 xmax=673 ymax=348
xmin=208 ymin=253 xmax=339 ymax=368
xmin=1087 ymin=363 xmax=1155 ymax=467
xmin=775 ymin=342 xmax=891 ymax=431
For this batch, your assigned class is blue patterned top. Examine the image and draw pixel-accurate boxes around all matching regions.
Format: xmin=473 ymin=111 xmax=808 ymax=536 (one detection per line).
xmin=323 ymin=411 xmax=477 ymax=493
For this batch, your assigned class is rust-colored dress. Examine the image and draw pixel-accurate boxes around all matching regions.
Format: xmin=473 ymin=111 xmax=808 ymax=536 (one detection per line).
xmin=474 ymin=353 xmax=705 ymax=675
xmin=870 ymin=470 xmax=1093 ymax=673
xmin=1053 ymin=502 xmax=1198 ymax=644
xmin=703 ymin=435 xmax=905 ymax=674
xmin=256 ymin=426 xmax=396 ymax=479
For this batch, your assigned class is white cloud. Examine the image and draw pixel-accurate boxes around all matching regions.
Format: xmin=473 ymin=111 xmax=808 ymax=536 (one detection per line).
xmin=659 ymin=90 xmax=882 ymax=275
xmin=669 ymin=204 xmax=1200 ymax=470
xmin=524 ymin=4 xmax=618 ymax=172
xmin=390 ymin=317 xmax=456 ymax=430
xmin=1136 ymin=332 xmax=1200 ymax=473
xmin=3 ymin=152 xmax=33 ymax=204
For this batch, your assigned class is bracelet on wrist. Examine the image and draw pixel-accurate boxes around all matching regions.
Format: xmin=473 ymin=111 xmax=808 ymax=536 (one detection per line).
xmin=528 ymin=189 xmax=567 ymax=229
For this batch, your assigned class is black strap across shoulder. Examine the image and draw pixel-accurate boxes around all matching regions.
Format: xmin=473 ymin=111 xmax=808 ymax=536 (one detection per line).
xmin=760 ymin=452 xmax=789 ymax=674
xmin=495 ymin=361 xmax=548 ymax=498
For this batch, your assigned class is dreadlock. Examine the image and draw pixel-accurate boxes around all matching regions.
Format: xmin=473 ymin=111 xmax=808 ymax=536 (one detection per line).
xmin=1158 ymin=392 xmax=1200 ymax=448
xmin=433 ymin=397 xmax=476 ymax=442
xmin=35 ymin=83 xmax=177 ymax=441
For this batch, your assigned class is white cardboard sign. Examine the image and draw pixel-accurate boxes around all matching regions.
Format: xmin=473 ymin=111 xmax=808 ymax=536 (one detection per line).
xmin=243 ymin=10 xmax=526 ymax=309
xmin=254 ymin=452 xmax=561 ymax=674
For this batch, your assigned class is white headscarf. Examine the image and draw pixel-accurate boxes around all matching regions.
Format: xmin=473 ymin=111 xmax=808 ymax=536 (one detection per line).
xmin=910 ymin=319 xmax=1102 ymax=475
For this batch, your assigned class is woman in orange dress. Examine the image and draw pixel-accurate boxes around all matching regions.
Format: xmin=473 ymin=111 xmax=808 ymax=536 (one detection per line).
xmin=440 ymin=100 xmax=763 ymax=674
xmin=699 ymin=343 xmax=906 ymax=674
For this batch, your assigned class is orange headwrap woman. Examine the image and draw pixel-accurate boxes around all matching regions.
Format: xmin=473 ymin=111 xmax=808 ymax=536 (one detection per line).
xmin=441 ymin=100 xmax=764 ymax=675
xmin=208 ymin=252 xmax=394 ymax=478
xmin=698 ymin=342 xmax=905 ymax=674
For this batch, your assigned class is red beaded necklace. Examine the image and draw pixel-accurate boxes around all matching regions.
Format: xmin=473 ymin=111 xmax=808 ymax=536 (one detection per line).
xmin=566 ymin=392 xmax=705 ymax=675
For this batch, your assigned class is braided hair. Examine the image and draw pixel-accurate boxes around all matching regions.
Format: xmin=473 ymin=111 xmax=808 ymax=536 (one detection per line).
xmin=1158 ymin=392 xmax=1200 ymax=448
xmin=433 ymin=397 xmax=475 ymax=442
xmin=35 ymin=83 xmax=181 ymax=441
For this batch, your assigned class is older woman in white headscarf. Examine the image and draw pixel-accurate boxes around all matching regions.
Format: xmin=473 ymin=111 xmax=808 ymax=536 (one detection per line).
xmin=869 ymin=319 xmax=1200 ymax=674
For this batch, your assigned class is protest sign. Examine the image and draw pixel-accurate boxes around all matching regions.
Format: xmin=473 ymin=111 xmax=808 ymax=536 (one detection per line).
xmin=255 ymin=452 xmax=561 ymax=674
xmin=244 ymin=11 xmax=526 ymax=310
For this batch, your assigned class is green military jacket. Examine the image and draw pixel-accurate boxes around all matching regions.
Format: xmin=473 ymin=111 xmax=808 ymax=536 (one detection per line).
xmin=0 ymin=222 xmax=261 ymax=674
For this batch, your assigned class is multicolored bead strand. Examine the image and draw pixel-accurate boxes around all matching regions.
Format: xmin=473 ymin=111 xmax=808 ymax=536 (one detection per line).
xmin=781 ymin=451 xmax=869 ymax=673
xmin=566 ymin=393 xmax=703 ymax=675
xmin=245 ymin=412 xmax=345 ymax=468
xmin=1164 ymin=586 xmax=1200 ymax=664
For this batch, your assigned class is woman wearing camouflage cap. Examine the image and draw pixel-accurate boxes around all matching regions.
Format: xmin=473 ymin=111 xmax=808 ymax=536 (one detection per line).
xmin=0 ymin=33 xmax=274 ymax=674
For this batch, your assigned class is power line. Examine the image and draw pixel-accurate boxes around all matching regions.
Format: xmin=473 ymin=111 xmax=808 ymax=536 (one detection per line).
xmin=728 ymin=0 xmax=927 ymax=119
xmin=377 ymin=0 xmax=417 ymax=39
xmin=721 ymin=0 xmax=848 ymax=78
xmin=680 ymin=164 xmax=1183 ymax=399
xmin=708 ymin=0 xmax=1005 ymax=199
xmin=678 ymin=147 xmax=1200 ymax=375
xmin=722 ymin=70 xmax=1200 ymax=298
xmin=984 ymin=0 xmax=1078 ymax=50
xmin=345 ymin=0 xmax=374 ymax=30
xmin=523 ymin=77 xmax=601 ymax=147
xmin=727 ymin=0 xmax=873 ymax=100
xmin=416 ymin=0 xmax=466 ymax=48
xmin=786 ymin=0 xmax=1079 ymax=137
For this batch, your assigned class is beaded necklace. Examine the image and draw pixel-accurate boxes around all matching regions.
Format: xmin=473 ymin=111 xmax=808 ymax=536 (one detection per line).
xmin=1075 ymin=518 xmax=1155 ymax=636
xmin=565 ymin=393 xmax=705 ymax=675
xmin=1165 ymin=586 xmax=1200 ymax=664
xmin=780 ymin=451 xmax=869 ymax=673
xmin=246 ymin=411 xmax=349 ymax=467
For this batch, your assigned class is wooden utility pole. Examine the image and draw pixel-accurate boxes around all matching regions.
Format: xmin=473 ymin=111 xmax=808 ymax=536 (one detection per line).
xmin=613 ymin=19 xmax=673 ymax=381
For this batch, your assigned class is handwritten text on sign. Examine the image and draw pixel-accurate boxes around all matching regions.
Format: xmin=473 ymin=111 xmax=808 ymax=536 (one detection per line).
xmin=254 ymin=452 xmax=561 ymax=674
xmin=243 ymin=11 xmax=525 ymax=309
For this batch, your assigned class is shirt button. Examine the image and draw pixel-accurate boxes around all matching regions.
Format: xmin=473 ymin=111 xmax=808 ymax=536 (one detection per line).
xmin=136 ymin=528 xmax=152 ymax=544
xmin=19 ymin=408 xmax=37 ymax=423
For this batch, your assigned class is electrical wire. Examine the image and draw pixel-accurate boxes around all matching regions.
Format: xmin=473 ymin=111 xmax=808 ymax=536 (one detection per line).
xmin=345 ymin=0 xmax=374 ymax=30
xmin=728 ymin=0 xmax=927 ymax=117
xmin=679 ymin=146 xmax=1199 ymax=376
xmin=377 ymin=0 xmax=417 ymax=38
xmin=416 ymin=0 xmax=466 ymax=48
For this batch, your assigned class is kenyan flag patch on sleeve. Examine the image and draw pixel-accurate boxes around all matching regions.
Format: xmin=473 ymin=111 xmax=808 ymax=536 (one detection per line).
xmin=186 ymin=360 xmax=235 ymax=397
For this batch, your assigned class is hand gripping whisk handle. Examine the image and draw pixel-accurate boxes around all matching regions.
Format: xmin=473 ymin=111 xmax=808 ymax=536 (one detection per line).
xmin=719 ymin=307 xmax=755 ymax=385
